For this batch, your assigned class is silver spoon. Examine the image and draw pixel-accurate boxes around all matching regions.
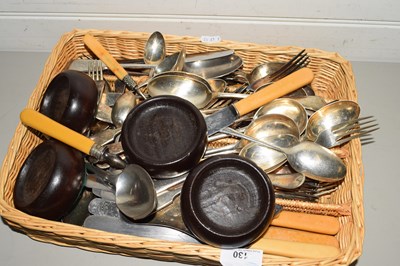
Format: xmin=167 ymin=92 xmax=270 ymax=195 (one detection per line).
xmin=111 ymin=90 xmax=138 ymax=128
xmin=248 ymin=62 xmax=285 ymax=84
xmin=206 ymin=114 xmax=300 ymax=173
xmin=239 ymin=113 xmax=300 ymax=147
xmin=183 ymin=53 xmax=243 ymax=79
xmin=144 ymin=31 xmax=166 ymax=65
xmin=292 ymin=95 xmax=330 ymax=112
xmin=239 ymin=134 xmax=299 ymax=173
xmin=306 ymin=100 xmax=360 ymax=141
xmin=220 ymin=127 xmax=347 ymax=182
xmin=254 ymin=98 xmax=308 ymax=134
xmin=153 ymin=47 xmax=186 ymax=75
xmin=137 ymin=48 xmax=187 ymax=89
xmin=206 ymin=113 xmax=298 ymax=155
xmin=269 ymin=164 xmax=305 ymax=189
xmin=147 ymin=71 xmax=247 ymax=109
xmin=92 ymin=91 xmax=138 ymax=145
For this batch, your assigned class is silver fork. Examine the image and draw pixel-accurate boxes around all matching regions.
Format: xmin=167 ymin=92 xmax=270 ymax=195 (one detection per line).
xmin=88 ymin=60 xmax=107 ymax=102
xmin=268 ymin=49 xmax=310 ymax=82
xmin=88 ymin=60 xmax=103 ymax=81
xmin=88 ymin=61 xmax=114 ymax=124
xmin=315 ymin=116 xmax=379 ymax=148
xmin=248 ymin=49 xmax=310 ymax=92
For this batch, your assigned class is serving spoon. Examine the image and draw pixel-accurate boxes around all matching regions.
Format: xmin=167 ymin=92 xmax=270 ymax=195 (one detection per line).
xmin=143 ymin=31 xmax=166 ymax=65
xmin=220 ymin=127 xmax=347 ymax=182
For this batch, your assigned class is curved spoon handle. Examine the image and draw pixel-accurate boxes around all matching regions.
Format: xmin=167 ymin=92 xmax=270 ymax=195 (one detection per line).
xmin=83 ymin=34 xmax=128 ymax=80
xmin=20 ymin=108 xmax=95 ymax=155
xmin=234 ymin=68 xmax=314 ymax=116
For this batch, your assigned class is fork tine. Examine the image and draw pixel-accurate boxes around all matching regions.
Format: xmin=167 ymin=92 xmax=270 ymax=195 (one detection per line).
xmin=269 ymin=50 xmax=308 ymax=81
xmin=360 ymin=136 xmax=375 ymax=146
xmin=334 ymin=126 xmax=379 ymax=146
xmin=335 ymin=123 xmax=379 ymax=139
xmin=88 ymin=61 xmax=93 ymax=78
xmin=93 ymin=60 xmax=98 ymax=80
xmin=268 ymin=50 xmax=307 ymax=79
xmin=335 ymin=125 xmax=379 ymax=141
xmin=271 ymin=55 xmax=310 ymax=82
xmin=248 ymin=49 xmax=309 ymax=92
xmin=330 ymin=117 xmax=377 ymax=138
xmin=278 ymin=49 xmax=306 ymax=68
xmin=95 ymin=60 xmax=103 ymax=81
xmin=330 ymin=116 xmax=375 ymax=132
xmin=99 ymin=62 xmax=104 ymax=80
xmin=92 ymin=61 xmax=98 ymax=80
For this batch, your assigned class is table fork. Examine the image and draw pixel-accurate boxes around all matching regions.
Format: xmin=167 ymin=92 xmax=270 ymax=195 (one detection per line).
xmin=88 ymin=61 xmax=114 ymax=124
xmin=314 ymin=116 xmax=379 ymax=148
xmin=207 ymin=50 xmax=310 ymax=110
xmin=88 ymin=60 xmax=107 ymax=98
xmin=249 ymin=49 xmax=310 ymax=92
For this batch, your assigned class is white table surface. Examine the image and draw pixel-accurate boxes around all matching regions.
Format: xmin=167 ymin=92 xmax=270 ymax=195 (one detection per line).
xmin=0 ymin=52 xmax=398 ymax=265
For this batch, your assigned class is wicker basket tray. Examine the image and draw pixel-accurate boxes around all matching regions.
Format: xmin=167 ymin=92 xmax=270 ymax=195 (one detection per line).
xmin=0 ymin=29 xmax=364 ymax=265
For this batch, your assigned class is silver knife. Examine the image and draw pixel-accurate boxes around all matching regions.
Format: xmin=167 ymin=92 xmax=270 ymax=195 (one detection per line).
xmin=83 ymin=215 xmax=200 ymax=244
xmin=205 ymin=68 xmax=314 ymax=136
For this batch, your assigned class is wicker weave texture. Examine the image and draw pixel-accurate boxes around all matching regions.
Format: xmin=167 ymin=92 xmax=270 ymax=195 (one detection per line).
xmin=0 ymin=29 xmax=363 ymax=265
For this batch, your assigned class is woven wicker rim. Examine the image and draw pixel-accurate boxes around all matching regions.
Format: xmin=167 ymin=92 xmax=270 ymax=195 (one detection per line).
xmin=0 ymin=28 xmax=364 ymax=265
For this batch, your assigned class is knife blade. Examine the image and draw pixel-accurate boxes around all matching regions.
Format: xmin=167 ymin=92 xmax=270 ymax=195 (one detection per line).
xmin=205 ymin=67 xmax=314 ymax=136
xmin=83 ymin=215 xmax=200 ymax=244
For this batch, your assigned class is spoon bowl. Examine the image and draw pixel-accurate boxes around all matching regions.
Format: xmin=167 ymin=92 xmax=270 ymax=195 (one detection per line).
xmin=248 ymin=62 xmax=285 ymax=84
xmin=87 ymin=163 xmax=157 ymax=220
xmin=306 ymin=100 xmax=360 ymax=141
xmin=239 ymin=134 xmax=299 ymax=172
xmin=111 ymin=91 xmax=138 ymax=127
xmin=221 ymin=127 xmax=347 ymax=182
xmin=292 ymin=95 xmax=329 ymax=112
xmin=237 ymin=114 xmax=300 ymax=173
xmin=183 ymin=54 xmax=243 ymax=79
xmin=154 ymin=47 xmax=186 ymax=75
xmin=240 ymin=113 xmax=300 ymax=147
xmin=269 ymin=164 xmax=305 ymax=190
xmin=207 ymin=78 xmax=227 ymax=92
xmin=144 ymin=31 xmax=166 ymax=65
xmin=147 ymin=71 xmax=246 ymax=109
xmin=282 ymin=141 xmax=347 ymax=182
xmin=115 ymin=164 xmax=157 ymax=220
xmin=254 ymin=98 xmax=308 ymax=134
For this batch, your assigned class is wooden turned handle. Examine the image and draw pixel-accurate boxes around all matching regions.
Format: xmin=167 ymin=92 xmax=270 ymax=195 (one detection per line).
xmin=250 ymin=238 xmax=341 ymax=259
xmin=271 ymin=211 xmax=341 ymax=235
xmin=20 ymin=109 xmax=95 ymax=155
xmin=233 ymin=68 xmax=314 ymax=116
xmin=83 ymin=34 xmax=128 ymax=80
xmin=261 ymin=226 xmax=339 ymax=248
